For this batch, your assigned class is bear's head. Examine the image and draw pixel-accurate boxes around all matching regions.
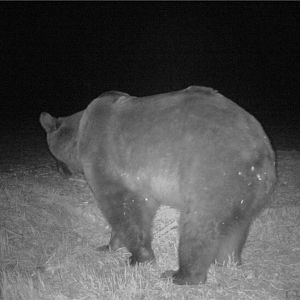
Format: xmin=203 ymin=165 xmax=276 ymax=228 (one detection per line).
xmin=39 ymin=111 xmax=84 ymax=177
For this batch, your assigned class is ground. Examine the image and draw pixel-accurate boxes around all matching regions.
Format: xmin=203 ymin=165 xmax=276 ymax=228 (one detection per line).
xmin=0 ymin=113 xmax=299 ymax=299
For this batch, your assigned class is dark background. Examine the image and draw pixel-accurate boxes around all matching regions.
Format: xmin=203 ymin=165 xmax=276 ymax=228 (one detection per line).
xmin=1 ymin=2 xmax=300 ymax=150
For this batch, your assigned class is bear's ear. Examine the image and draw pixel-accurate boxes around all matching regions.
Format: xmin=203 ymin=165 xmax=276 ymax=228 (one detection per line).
xmin=39 ymin=112 xmax=59 ymax=133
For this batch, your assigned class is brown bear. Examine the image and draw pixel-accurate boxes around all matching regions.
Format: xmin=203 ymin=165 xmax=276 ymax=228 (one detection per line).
xmin=40 ymin=86 xmax=276 ymax=285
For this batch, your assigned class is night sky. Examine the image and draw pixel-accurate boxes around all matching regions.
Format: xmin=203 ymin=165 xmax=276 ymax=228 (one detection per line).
xmin=1 ymin=2 xmax=300 ymax=148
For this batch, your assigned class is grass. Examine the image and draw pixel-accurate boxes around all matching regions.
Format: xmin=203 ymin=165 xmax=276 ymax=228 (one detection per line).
xmin=0 ymin=151 xmax=299 ymax=299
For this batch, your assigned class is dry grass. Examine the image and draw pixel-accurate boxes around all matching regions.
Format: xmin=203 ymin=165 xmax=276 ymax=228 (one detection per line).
xmin=0 ymin=151 xmax=299 ymax=299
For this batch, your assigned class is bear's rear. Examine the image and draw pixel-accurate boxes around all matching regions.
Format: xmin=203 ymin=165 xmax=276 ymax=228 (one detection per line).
xmin=40 ymin=86 xmax=276 ymax=285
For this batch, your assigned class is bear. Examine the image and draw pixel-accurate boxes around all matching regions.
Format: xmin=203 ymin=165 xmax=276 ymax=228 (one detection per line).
xmin=40 ymin=86 xmax=276 ymax=285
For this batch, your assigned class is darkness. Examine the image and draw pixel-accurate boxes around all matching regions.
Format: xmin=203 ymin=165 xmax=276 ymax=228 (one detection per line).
xmin=1 ymin=2 xmax=300 ymax=149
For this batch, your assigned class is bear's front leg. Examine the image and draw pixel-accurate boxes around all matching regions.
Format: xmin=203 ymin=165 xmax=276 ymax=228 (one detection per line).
xmin=97 ymin=229 xmax=124 ymax=251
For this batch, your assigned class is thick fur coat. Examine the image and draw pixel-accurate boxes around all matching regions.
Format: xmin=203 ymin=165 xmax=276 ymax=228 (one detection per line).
xmin=40 ymin=86 xmax=276 ymax=284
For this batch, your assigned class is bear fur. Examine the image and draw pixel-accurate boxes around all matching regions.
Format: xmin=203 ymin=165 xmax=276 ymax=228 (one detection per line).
xmin=40 ymin=86 xmax=276 ymax=285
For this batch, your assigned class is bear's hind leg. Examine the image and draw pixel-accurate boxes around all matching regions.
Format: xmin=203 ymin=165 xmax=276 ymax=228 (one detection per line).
xmin=122 ymin=194 xmax=159 ymax=265
xmin=92 ymin=179 xmax=158 ymax=264
xmin=162 ymin=210 xmax=220 ymax=285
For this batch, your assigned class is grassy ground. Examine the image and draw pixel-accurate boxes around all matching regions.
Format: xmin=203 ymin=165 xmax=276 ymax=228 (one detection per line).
xmin=0 ymin=122 xmax=299 ymax=299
